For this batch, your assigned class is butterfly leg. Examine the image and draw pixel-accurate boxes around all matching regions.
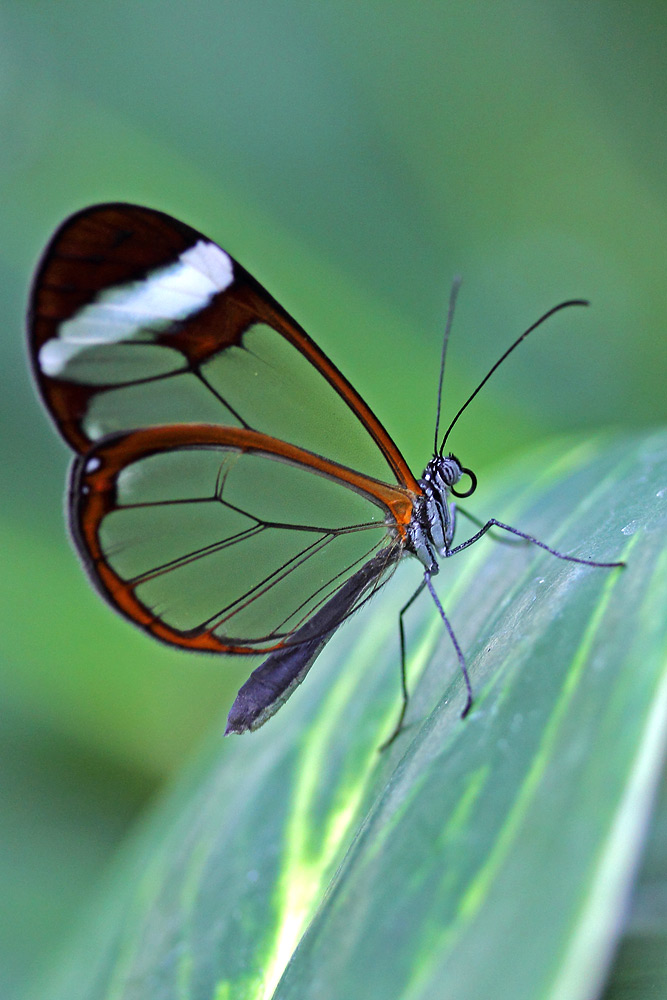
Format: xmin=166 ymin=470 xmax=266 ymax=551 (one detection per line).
xmin=445 ymin=502 xmax=456 ymax=547
xmin=457 ymin=507 xmax=530 ymax=546
xmin=424 ymin=573 xmax=474 ymax=718
xmin=446 ymin=518 xmax=625 ymax=569
xmin=380 ymin=578 xmax=426 ymax=750
xmin=381 ymin=570 xmax=473 ymax=750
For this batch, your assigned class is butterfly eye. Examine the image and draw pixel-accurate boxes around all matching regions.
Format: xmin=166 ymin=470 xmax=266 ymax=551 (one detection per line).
xmin=451 ymin=467 xmax=477 ymax=499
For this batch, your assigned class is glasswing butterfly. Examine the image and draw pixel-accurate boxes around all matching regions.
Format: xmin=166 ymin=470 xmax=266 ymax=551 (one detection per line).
xmin=28 ymin=204 xmax=624 ymax=745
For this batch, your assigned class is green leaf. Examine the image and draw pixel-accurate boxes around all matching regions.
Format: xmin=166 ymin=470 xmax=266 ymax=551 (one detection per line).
xmin=601 ymin=756 xmax=667 ymax=1000
xmin=42 ymin=430 xmax=667 ymax=1000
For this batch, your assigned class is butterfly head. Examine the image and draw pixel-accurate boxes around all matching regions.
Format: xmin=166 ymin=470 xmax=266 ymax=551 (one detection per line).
xmin=422 ymin=453 xmax=477 ymax=501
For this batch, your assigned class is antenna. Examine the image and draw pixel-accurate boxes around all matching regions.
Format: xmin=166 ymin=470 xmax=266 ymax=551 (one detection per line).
xmin=433 ymin=276 xmax=462 ymax=454
xmin=438 ymin=298 xmax=589 ymax=454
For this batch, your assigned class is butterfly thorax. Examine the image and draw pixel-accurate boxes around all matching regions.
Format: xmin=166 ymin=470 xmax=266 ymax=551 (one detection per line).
xmin=407 ymin=454 xmax=463 ymax=572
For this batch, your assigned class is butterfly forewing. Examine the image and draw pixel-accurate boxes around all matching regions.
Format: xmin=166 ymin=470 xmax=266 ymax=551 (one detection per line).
xmin=30 ymin=204 xmax=416 ymax=488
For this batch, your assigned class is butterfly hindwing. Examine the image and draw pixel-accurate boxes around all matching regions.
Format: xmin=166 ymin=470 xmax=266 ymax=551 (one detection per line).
xmin=68 ymin=421 xmax=411 ymax=653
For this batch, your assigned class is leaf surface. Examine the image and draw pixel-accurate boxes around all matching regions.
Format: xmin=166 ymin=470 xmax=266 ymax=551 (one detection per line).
xmin=43 ymin=431 xmax=667 ymax=1000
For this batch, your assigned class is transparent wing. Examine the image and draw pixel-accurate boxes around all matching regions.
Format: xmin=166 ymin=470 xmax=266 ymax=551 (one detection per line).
xmin=71 ymin=424 xmax=412 ymax=652
xmin=29 ymin=203 xmax=418 ymax=490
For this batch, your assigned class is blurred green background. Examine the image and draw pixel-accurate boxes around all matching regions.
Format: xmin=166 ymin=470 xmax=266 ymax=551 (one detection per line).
xmin=1 ymin=2 xmax=665 ymax=997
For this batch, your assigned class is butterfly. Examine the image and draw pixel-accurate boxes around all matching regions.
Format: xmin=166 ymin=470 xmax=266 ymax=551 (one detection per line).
xmin=28 ymin=204 xmax=624 ymax=745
